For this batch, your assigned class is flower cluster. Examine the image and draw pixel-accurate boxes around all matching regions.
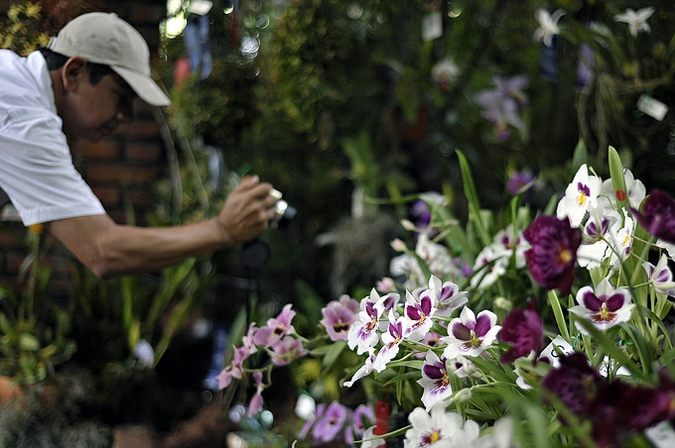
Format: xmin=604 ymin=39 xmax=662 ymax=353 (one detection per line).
xmin=297 ymin=401 xmax=375 ymax=446
xmin=322 ymin=145 xmax=675 ymax=447
xmin=217 ymin=304 xmax=308 ymax=417
xmin=218 ymin=142 xmax=675 ymax=447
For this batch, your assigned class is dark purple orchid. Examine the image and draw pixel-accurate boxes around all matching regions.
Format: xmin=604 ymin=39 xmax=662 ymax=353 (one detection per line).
xmin=499 ymin=300 xmax=544 ymax=364
xmin=523 ymin=216 xmax=582 ymax=295
xmin=631 ymin=190 xmax=675 ymax=244
xmin=541 ymin=351 xmax=602 ymax=416
xmin=584 ymin=373 xmax=675 ymax=447
xmin=542 ymin=353 xmax=675 ymax=447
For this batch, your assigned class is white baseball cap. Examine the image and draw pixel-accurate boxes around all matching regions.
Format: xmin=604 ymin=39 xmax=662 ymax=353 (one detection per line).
xmin=47 ymin=12 xmax=171 ymax=107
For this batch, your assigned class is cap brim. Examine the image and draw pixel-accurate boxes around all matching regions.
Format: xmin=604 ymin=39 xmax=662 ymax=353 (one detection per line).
xmin=113 ymin=66 xmax=171 ymax=107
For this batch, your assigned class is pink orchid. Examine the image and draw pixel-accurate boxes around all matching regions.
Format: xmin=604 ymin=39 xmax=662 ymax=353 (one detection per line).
xmin=253 ymin=304 xmax=296 ymax=348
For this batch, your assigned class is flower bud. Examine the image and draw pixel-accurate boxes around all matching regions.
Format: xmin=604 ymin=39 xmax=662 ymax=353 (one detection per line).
xmin=401 ymin=219 xmax=417 ymax=231
xmin=391 ymin=238 xmax=408 ymax=252
xmin=376 ymin=277 xmax=396 ymax=293
xmin=454 ymin=388 xmax=472 ymax=403
xmin=493 ymin=296 xmax=513 ymax=312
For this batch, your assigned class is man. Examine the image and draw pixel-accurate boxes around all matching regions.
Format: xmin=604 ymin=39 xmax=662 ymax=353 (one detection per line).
xmin=0 ymin=12 xmax=278 ymax=279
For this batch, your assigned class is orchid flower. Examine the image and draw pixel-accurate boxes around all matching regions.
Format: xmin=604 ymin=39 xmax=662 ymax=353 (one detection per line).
xmin=404 ymin=406 xmax=480 ymax=447
xmin=556 ymin=164 xmax=602 ymax=227
xmin=569 ymin=278 xmax=634 ymax=333
xmin=534 ymin=8 xmax=564 ymax=47
xmin=441 ymin=307 xmax=501 ymax=359
xmin=403 ymin=290 xmax=436 ymax=342
xmin=523 ymin=216 xmax=582 ymax=295
xmin=643 ymin=254 xmax=675 ymax=296
xmin=417 ymin=350 xmax=454 ymax=411
xmin=422 ymin=275 xmax=468 ymax=318
xmin=320 ymin=294 xmax=360 ymax=341
xmin=252 ymin=303 xmax=296 ymax=348
xmin=347 ymin=289 xmax=399 ymax=355
xmin=614 ymin=7 xmax=655 ymax=37
xmin=248 ymin=371 xmax=265 ymax=417
xmin=372 ymin=311 xmax=408 ymax=372
xmin=343 ymin=347 xmax=376 ymax=388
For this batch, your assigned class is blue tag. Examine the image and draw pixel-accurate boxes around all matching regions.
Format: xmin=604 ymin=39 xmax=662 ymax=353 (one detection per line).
xmin=540 ymin=36 xmax=558 ymax=81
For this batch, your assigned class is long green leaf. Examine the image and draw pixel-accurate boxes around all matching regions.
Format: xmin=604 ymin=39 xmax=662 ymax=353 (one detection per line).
xmin=548 ymin=290 xmax=571 ymax=342
xmin=607 ymin=146 xmax=627 ymax=210
xmin=456 ymin=150 xmax=491 ymax=246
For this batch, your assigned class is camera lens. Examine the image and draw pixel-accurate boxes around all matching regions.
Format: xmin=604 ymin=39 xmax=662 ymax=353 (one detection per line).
xmin=269 ymin=190 xmax=296 ymax=229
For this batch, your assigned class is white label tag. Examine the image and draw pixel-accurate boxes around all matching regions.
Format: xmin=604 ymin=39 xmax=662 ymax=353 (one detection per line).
xmin=646 ymin=421 xmax=675 ymax=448
xmin=637 ymin=95 xmax=668 ymax=121
xmin=188 ymin=0 xmax=213 ymax=16
xmin=598 ymin=356 xmax=631 ymax=378
xmin=539 ymin=336 xmax=574 ymax=368
xmin=422 ymin=11 xmax=443 ymax=41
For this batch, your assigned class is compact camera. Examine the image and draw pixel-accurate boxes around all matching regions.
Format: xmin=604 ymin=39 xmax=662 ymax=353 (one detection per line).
xmin=269 ymin=189 xmax=296 ymax=229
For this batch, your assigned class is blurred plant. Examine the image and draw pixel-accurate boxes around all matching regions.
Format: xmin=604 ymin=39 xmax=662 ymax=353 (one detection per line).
xmin=473 ymin=75 xmax=530 ymax=141
xmin=0 ymin=1 xmax=50 ymax=55
xmin=0 ymin=226 xmax=76 ymax=386
xmin=0 ymin=0 xmax=92 ymax=55
xmin=534 ymin=2 xmax=675 ymax=163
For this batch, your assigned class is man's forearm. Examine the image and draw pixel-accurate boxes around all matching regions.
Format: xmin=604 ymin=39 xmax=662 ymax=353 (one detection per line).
xmin=48 ymin=215 xmax=230 ymax=279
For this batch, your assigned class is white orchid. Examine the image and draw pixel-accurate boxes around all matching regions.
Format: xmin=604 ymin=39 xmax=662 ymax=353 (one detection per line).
xmin=534 ymin=8 xmax=564 ymax=47
xmin=614 ymin=7 xmax=655 ymax=37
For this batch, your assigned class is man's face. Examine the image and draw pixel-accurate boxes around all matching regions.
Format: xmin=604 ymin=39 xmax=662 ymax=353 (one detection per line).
xmin=61 ymin=63 xmax=137 ymax=141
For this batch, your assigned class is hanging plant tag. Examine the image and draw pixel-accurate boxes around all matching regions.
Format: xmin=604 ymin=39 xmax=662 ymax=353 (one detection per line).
xmin=188 ymin=0 xmax=213 ymax=16
xmin=539 ymin=335 xmax=574 ymax=367
xmin=637 ymin=95 xmax=668 ymax=121
xmin=646 ymin=421 xmax=675 ymax=448
xmin=422 ymin=11 xmax=443 ymax=41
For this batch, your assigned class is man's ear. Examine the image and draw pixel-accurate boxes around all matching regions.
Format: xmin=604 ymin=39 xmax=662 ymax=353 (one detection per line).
xmin=62 ymin=56 xmax=87 ymax=92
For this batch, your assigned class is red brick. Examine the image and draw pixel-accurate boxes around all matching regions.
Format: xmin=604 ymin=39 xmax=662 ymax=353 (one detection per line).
xmin=98 ymin=2 xmax=129 ymax=18
xmin=130 ymin=4 xmax=166 ymax=24
xmin=129 ymin=188 xmax=155 ymax=208
xmin=108 ymin=210 xmax=135 ymax=225
xmin=6 ymin=252 xmax=25 ymax=274
xmin=87 ymin=165 xmax=160 ymax=184
xmin=126 ymin=142 xmax=163 ymax=164
xmin=82 ymin=140 xmax=122 ymax=160
xmin=116 ymin=120 xmax=161 ymax=139
xmin=0 ymin=227 xmax=26 ymax=249
xmin=91 ymin=186 xmax=121 ymax=206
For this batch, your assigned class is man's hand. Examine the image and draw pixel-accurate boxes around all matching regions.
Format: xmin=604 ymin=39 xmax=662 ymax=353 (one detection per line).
xmin=217 ymin=175 xmax=278 ymax=245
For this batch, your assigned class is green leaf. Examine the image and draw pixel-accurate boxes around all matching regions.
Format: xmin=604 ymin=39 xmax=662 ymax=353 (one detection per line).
xmin=607 ymin=146 xmax=627 ymax=210
xmin=548 ymin=290 xmax=570 ymax=342
xmin=0 ymin=314 xmax=13 ymax=335
xmin=456 ymin=150 xmax=491 ymax=246
xmin=575 ymin=319 xmax=644 ymax=380
xmin=319 ymin=341 xmax=347 ymax=371
xmin=146 ymin=259 xmax=197 ymax=328
xmin=18 ymin=332 xmax=40 ymax=351
xmin=571 ymin=139 xmax=587 ymax=172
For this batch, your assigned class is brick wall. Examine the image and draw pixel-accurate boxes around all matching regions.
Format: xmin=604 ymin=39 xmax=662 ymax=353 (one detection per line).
xmin=0 ymin=0 xmax=170 ymax=292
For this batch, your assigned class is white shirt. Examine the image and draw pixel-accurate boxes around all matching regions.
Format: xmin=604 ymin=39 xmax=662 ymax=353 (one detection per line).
xmin=0 ymin=50 xmax=104 ymax=226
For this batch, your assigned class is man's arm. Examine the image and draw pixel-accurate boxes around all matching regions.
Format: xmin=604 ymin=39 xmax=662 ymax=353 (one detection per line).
xmin=46 ymin=175 xmax=278 ymax=279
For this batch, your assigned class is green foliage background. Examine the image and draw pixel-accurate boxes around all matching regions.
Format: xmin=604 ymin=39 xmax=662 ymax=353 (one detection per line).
xmin=162 ymin=0 xmax=675 ymax=311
